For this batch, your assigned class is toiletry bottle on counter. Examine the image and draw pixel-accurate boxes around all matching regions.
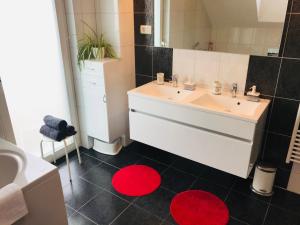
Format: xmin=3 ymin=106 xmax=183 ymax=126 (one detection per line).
xmin=157 ymin=73 xmax=164 ymax=85
xmin=212 ymin=81 xmax=222 ymax=95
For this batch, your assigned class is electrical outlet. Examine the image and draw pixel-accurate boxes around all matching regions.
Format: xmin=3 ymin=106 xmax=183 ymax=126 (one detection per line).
xmin=140 ymin=25 xmax=152 ymax=35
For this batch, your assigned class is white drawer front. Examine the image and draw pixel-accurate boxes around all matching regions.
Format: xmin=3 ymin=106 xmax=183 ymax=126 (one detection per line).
xmin=81 ymin=73 xmax=105 ymax=88
xmin=81 ymin=61 xmax=102 ymax=74
xmin=129 ymin=111 xmax=253 ymax=178
xmin=128 ymin=95 xmax=256 ymax=141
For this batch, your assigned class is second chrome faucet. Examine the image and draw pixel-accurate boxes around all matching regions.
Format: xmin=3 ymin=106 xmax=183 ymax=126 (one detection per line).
xmin=231 ymin=83 xmax=238 ymax=98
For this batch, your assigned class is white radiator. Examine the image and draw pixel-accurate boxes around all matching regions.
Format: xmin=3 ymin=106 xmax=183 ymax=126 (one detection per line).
xmin=286 ymin=104 xmax=300 ymax=164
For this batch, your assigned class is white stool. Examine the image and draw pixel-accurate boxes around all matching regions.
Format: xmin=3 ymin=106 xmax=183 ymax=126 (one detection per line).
xmin=40 ymin=134 xmax=82 ymax=182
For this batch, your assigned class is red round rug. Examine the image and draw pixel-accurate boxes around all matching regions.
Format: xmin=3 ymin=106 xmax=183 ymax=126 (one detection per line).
xmin=112 ymin=165 xmax=161 ymax=196
xmin=170 ymin=190 xmax=229 ymax=225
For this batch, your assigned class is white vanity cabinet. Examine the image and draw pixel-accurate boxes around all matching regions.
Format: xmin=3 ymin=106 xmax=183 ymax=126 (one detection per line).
xmin=128 ymin=82 xmax=270 ymax=178
xmin=80 ymin=59 xmax=129 ymax=145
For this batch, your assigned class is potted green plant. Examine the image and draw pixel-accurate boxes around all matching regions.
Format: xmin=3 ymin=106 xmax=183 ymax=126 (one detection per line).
xmin=77 ymin=21 xmax=117 ymax=68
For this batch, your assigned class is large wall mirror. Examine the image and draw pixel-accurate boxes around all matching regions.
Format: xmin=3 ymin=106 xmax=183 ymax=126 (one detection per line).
xmin=154 ymin=0 xmax=289 ymax=56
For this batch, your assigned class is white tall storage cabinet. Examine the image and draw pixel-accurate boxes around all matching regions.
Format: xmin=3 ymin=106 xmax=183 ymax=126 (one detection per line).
xmin=80 ymin=59 xmax=130 ymax=154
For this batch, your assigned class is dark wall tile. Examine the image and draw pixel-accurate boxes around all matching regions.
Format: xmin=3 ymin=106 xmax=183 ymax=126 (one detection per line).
xmin=134 ymin=13 xmax=154 ymax=46
xmin=283 ymin=14 xmax=300 ymax=58
xmin=279 ymin=14 xmax=290 ymax=57
xmin=263 ymin=132 xmax=291 ymax=170
xmin=135 ymin=46 xmax=153 ymax=76
xmin=276 ymin=58 xmax=300 ymax=100
xmin=136 ymin=74 xmax=152 ymax=87
xmin=274 ymin=168 xmax=291 ymax=188
xmin=153 ymin=47 xmax=173 ymax=80
xmin=292 ymin=0 xmax=300 ymax=13
xmin=134 ymin=0 xmax=153 ymax=13
xmin=287 ymin=0 xmax=293 ymax=13
xmin=268 ymin=98 xmax=299 ymax=136
xmin=245 ymin=56 xmax=281 ymax=96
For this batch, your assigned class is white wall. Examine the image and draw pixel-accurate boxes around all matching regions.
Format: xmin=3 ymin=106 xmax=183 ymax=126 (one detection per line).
xmin=65 ymin=0 xmax=135 ymax=148
xmin=173 ymin=49 xmax=249 ymax=94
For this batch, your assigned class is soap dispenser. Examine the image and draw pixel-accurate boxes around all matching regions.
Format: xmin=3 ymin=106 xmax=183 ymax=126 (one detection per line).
xmin=247 ymin=85 xmax=260 ymax=102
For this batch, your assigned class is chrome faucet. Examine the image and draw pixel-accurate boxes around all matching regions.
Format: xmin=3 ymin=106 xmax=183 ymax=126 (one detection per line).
xmin=231 ymin=83 xmax=238 ymax=98
xmin=172 ymin=74 xmax=178 ymax=87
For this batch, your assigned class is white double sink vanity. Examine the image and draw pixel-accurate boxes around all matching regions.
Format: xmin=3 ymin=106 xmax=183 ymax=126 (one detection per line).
xmin=128 ymin=82 xmax=270 ymax=178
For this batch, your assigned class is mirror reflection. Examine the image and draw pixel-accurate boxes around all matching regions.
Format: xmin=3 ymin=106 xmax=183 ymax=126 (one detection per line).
xmin=154 ymin=0 xmax=288 ymax=56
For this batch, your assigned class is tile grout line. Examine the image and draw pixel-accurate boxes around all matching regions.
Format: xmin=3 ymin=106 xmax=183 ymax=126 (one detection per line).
xmin=261 ymin=203 xmax=271 ymax=225
xmin=108 ymin=202 xmax=133 ymax=225
xmin=76 ymin=210 xmax=99 ymax=225
xmin=224 ymin=179 xmax=236 ymax=202
xmin=230 ymin=216 xmax=250 ymax=225
xmin=261 ymin=57 xmax=284 ymax=159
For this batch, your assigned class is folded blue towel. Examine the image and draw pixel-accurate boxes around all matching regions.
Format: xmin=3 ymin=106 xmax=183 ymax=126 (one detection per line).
xmin=40 ymin=125 xmax=66 ymax=141
xmin=43 ymin=115 xmax=67 ymax=130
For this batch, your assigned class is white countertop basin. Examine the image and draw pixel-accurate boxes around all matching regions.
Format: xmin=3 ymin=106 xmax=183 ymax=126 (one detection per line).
xmin=128 ymin=82 xmax=270 ymax=123
xmin=133 ymin=83 xmax=194 ymax=101
xmin=190 ymin=93 xmax=260 ymax=117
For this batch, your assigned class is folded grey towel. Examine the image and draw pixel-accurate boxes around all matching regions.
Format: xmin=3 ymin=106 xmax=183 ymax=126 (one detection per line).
xmin=66 ymin=125 xmax=77 ymax=137
xmin=40 ymin=125 xmax=66 ymax=141
xmin=43 ymin=115 xmax=67 ymax=130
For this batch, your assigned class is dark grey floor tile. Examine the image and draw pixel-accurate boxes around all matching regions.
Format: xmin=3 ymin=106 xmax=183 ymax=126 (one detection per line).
xmin=201 ymin=167 xmax=237 ymax=189
xmin=134 ymin=188 xmax=175 ymax=220
xmin=66 ymin=205 xmax=76 ymax=218
xmin=68 ymin=212 xmax=97 ymax=225
xmin=162 ymin=215 xmax=177 ymax=225
xmin=81 ymin=163 xmax=136 ymax=202
xmin=171 ymin=157 xmax=209 ymax=176
xmin=134 ymin=144 xmax=178 ymax=165
xmin=161 ymin=167 xmax=196 ymax=193
xmin=161 ymin=221 xmax=176 ymax=225
xmin=228 ymin=217 xmax=248 ymax=225
xmin=271 ymin=187 xmax=300 ymax=214
xmin=63 ymin=178 xmax=102 ymax=210
xmin=82 ymin=148 xmax=113 ymax=162
xmin=58 ymin=154 xmax=102 ymax=187
xmin=264 ymin=205 xmax=300 ymax=225
xmin=191 ymin=177 xmax=229 ymax=200
xmin=135 ymin=157 xmax=168 ymax=174
xmin=111 ymin=205 xmax=162 ymax=225
xmin=225 ymin=191 xmax=268 ymax=225
xmin=78 ymin=190 xmax=129 ymax=225
xmin=106 ymin=148 xmax=141 ymax=168
xmin=232 ymin=178 xmax=272 ymax=203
